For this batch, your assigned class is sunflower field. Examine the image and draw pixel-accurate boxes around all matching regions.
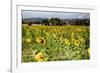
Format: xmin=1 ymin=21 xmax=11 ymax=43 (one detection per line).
xmin=22 ymin=24 xmax=90 ymax=62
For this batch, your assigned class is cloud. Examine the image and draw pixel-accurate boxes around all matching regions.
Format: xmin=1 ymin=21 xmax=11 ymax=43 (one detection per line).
xmin=22 ymin=10 xmax=90 ymax=19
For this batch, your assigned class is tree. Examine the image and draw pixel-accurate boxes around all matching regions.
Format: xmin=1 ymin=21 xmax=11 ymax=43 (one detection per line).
xmin=42 ymin=19 xmax=49 ymax=25
xmin=48 ymin=18 xmax=61 ymax=26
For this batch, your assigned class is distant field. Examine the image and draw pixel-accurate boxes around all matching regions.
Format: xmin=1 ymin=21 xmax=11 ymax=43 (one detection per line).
xmin=22 ymin=24 xmax=90 ymax=62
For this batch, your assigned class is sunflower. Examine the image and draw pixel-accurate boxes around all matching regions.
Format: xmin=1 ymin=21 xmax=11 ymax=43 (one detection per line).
xmin=83 ymin=29 xmax=86 ymax=32
xmin=74 ymin=40 xmax=80 ymax=46
xmin=65 ymin=39 xmax=70 ymax=46
xmin=45 ymin=32 xmax=49 ymax=36
xmin=26 ymin=38 xmax=32 ymax=43
xmin=88 ymin=48 xmax=90 ymax=55
xmin=60 ymin=37 xmax=63 ymax=42
xmin=36 ymin=37 xmax=46 ymax=45
xmin=35 ymin=52 xmax=47 ymax=62
xmin=80 ymin=38 xmax=85 ymax=43
xmin=77 ymin=29 xmax=82 ymax=32
xmin=71 ymin=32 xmax=74 ymax=38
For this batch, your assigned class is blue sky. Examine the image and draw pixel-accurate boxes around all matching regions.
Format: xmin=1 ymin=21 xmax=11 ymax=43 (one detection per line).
xmin=22 ymin=10 xmax=90 ymax=19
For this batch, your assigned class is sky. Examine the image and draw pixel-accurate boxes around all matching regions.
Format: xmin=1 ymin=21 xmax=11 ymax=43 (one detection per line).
xmin=22 ymin=10 xmax=90 ymax=19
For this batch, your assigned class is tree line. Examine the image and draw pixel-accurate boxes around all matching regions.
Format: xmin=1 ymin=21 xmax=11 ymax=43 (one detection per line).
xmin=22 ymin=18 xmax=90 ymax=26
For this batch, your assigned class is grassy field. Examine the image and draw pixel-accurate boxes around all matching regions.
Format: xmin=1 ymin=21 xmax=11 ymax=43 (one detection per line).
xmin=22 ymin=24 xmax=90 ymax=62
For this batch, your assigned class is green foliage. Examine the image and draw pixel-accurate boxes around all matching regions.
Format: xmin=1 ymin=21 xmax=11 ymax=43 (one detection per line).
xmin=22 ymin=25 xmax=90 ymax=62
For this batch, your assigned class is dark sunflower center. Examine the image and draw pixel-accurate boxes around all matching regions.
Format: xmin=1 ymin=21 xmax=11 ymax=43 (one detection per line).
xmin=40 ymin=39 xmax=44 ymax=44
